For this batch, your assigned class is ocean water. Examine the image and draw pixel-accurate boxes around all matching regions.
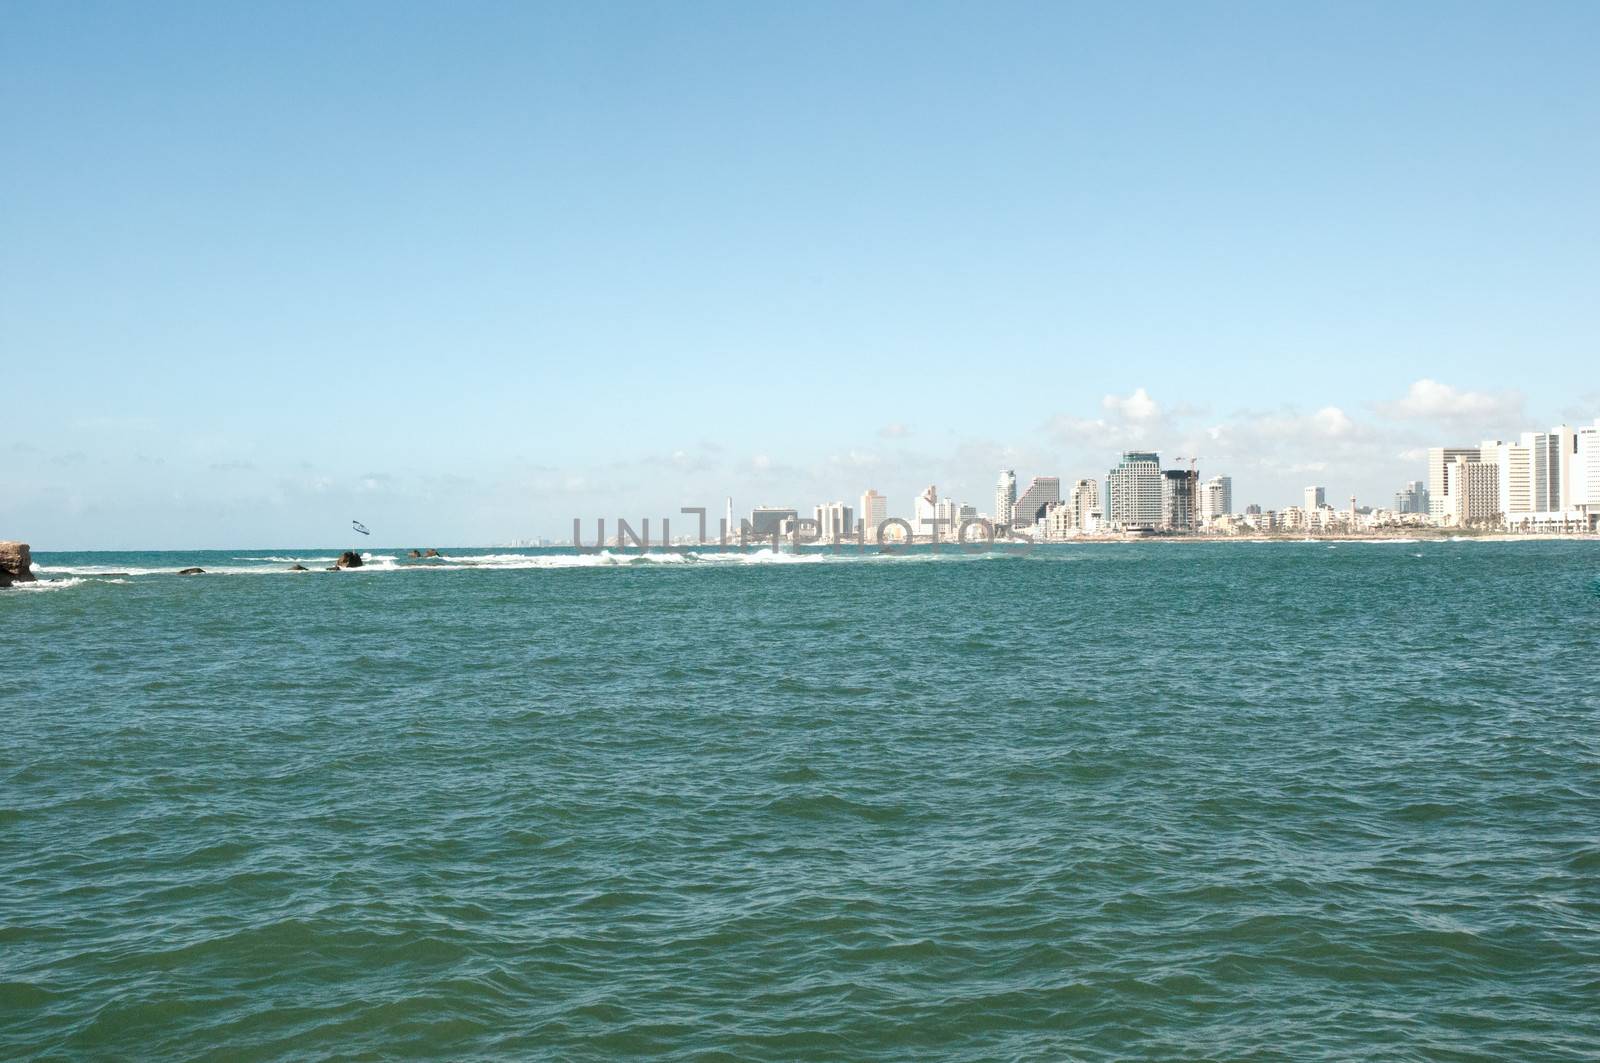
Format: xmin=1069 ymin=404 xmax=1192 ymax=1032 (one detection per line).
xmin=4 ymin=541 xmax=1599 ymax=1061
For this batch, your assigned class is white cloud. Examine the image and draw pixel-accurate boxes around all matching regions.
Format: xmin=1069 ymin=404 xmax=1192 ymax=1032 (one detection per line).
xmin=1048 ymin=387 xmax=1170 ymax=447
xmin=1101 ymin=387 xmax=1161 ymax=423
xmin=877 ymin=422 xmax=912 ymax=439
xmin=1381 ymin=379 xmax=1523 ymax=424
xmin=1310 ymin=406 xmax=1355 ymax=438
xmin=1210 ymin=406 xmax=1364 ymax=447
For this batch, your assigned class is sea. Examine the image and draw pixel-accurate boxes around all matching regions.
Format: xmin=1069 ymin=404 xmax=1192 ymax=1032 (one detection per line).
xmin=4 ymin=541 xmax=1599 ymax=1061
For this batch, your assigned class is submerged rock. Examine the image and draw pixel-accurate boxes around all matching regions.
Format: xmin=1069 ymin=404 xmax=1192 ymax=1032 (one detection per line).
xmin=0 ymin=541 xmax=36 ymax=587
xmin=288 ymin=564 xmax=308 ymax=571
xmin=408 ymin=549 xmax=422 ymax=559
xmin=177 ymin=567 xmax=205 ymax=576
xmin=335 ymin=551 xmax=364 ymax=569
xmin=424 ymin=548 xmax=443 ymax=558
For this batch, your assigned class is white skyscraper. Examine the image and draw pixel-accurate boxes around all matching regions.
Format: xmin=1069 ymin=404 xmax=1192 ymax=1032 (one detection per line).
xmin=1304 ymin=485 xmax=1326 ymax=513
xmin=1482 ymin=439 xmax=1531 ymax=520
xmin=1573 ymin=421 xmax=1600 ymax=513
xmin=1199 ymin=475 xmax=1233 ymax=523
xmin=814 ymin=502 xmax=854 ymax=542
xmin=913 ymin=486 xmax=940 ymax=539
xmin=1069 ymin=478 xmax=1100 ymax=532
xmin=1107 ymin=452 xmax=1162 ymax=530
xmin=995 ymin=469 xmax=1016 ymax=528
xmin=1562 ymin=424 xmax=1590 ymax=511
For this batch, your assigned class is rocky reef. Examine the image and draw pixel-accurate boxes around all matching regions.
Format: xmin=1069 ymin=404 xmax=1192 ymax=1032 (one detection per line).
xmin=0 ymin=541 xmax=37 ymax=587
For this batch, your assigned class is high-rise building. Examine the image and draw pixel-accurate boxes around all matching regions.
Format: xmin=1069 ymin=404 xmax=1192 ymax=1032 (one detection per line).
xmin=1428 ymin=447 xmax=1480 ymax=523
xmin=1562 ymin=423 xmax=1593 ymax=513
xmin=1011 ymin=477 xmax=1061 ymax=530
xmin=1573 ymin=421 xmax=1600 ymax=514
xmin=1069 ymin=478 xmax=1100 ymax=532
xmin=995 ymin=469 xmax=1017 ymax=528
xmin=1162 ymin=470 xmax=1197 ymax=531
xmin=814 ymin=502 xmax=854 ymax=542
xmin=913 ymin=486 xmax=940 ymax=538
xmin=1107 ymin=452 xmax=1162 ymax=530
xmin=1479 ymin=439 xmax=1529 ymax=521
xmin=934 ymin=496 xmax=962 ymax=541
xmin=1452 ymin=458 xmax=1500 ymax=526
xmin=1200 ymin=475 xmax=1233 ymax=522
xmin=1304 ymin=486 xmax=1326 ymax=513
xmin=1392 ymin=481 xmax=1428 ymax=514
xmin=859 ymin=489 xmax=888 ymax=541
xmin=1529 ymin=430 xmax=1563 ymax=512
xmin=911 ymin=486 xmax=964 ymax=540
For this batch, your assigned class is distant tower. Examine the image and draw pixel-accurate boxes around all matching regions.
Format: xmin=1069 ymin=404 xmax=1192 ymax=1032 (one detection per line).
xmin=724 ymin=497 xmax=733 ymax=542
xmin=914 ymin=486 xmax=940 ymax=539
xmin=1107 ymin=452 xmax=1162 ymax=530
xmin=859 ymin=488 xmax=888 ymax=541
xmin=995 ymin=469 xmax=1017 ymax=528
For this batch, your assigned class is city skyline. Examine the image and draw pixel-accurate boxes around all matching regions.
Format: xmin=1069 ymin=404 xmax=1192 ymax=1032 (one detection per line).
xmin=9 ymin=377 xmax=1599 ymax=547
xmin=577 ymin=402 xmax=1600 ymax=546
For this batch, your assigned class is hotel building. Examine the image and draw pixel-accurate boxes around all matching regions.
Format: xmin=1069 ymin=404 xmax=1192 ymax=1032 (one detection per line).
xmin=1107 ymin=452 xmax=1162 ymax=530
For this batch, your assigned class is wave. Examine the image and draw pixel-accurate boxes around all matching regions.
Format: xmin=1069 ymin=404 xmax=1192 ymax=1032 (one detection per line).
xmin=21 ymin=547 xmax=1029 ymax=582
xmin=8 ymin=577 xmax=85 ymax=592
xmin=33 ymin=565 xmax=163 ymax=576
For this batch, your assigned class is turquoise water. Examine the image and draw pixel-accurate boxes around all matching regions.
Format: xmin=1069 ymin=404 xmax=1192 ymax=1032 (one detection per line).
xmin=4 ymin=542 xmax=1599 ymax=1060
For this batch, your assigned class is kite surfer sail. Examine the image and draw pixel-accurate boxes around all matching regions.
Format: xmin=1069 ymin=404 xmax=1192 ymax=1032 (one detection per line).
xmin=351 ymin=520 xmax=370 ymax=536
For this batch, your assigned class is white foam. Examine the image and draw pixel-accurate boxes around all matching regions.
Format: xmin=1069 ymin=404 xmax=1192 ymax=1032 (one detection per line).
xmin=25 ymin=547 xmax=1025 ymax=581
xmin=9 ymin=577 xmax=85 ymax=592
xmin=33 ymin=565 xmax=163 ymax=576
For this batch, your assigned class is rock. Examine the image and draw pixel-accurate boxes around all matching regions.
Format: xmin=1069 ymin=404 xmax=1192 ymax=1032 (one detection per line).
xmin=288 ymin=564 xmax=308 ymax=571
xmin=177 ymin=567 xmax=205 ymax=576
xmin=408 ymin=550 xmax=421 ymax=559
xmin=424 ymin=548 xmax=442 ymax=558
xmin=0 ymin=541 xmax=36 ymax=587
xmin=335 ymin=551 xmax=364 ymax=569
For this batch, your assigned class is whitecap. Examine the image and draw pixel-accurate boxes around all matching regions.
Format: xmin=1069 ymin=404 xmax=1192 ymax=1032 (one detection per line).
xmin=8 ymin=577 xmax=85 ymax=592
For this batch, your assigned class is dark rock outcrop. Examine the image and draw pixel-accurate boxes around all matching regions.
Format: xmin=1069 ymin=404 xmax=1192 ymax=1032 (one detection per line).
xmin=408 ymin=550 xmax=422 ymax=559
xmin=424 ymin=548 xmax=443 ymax=558
xmin=335 ymin=551 xmax=364 ymax=569
xmin=0 ymin=541 xmax=36 ymax=587
xmin=177 ymin=567 xmax=205 ymax=576
xmin=288 ymin=564 xmax=308 ymax=571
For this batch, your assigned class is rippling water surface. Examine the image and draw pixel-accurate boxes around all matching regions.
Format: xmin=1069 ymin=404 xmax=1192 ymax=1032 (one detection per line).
xmin=4 ymin=541 xmax=1599 ymax=1060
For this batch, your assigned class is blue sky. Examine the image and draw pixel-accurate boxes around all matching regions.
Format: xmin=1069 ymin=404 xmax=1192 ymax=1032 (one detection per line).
xmin=4 ymin=2 xmax=1597 ymax=547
